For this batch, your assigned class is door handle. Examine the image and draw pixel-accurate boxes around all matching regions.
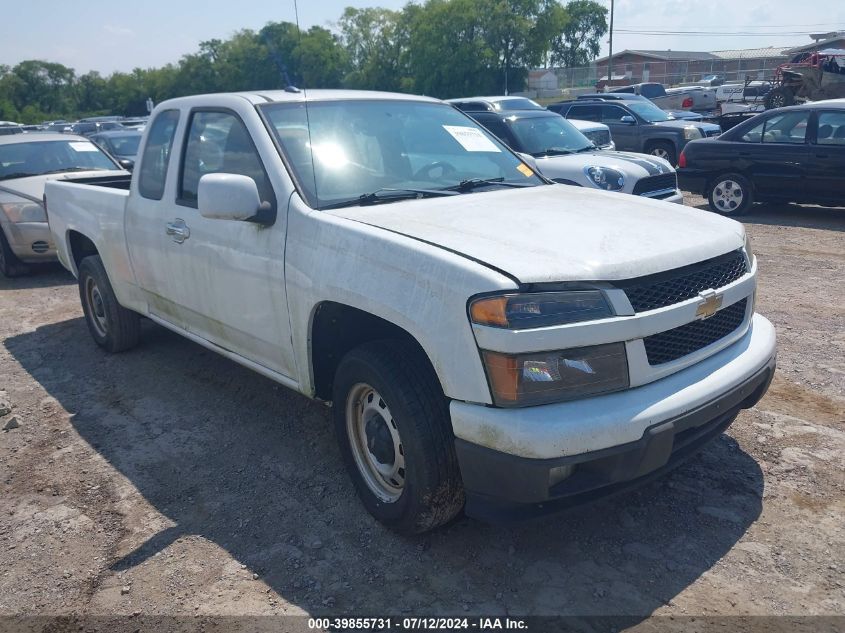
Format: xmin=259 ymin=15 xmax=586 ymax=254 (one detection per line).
xmin=165 ymin=219 xmax=190 ymax=244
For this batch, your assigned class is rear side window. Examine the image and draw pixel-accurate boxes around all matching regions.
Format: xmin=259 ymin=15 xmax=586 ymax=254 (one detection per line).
xmin=138 ymin=110 xmax=179 ymax=200
xmin=566 ymin=105 xmax=601 ymax=122
xmin=179 ymin=110 xmax=275 ymax=208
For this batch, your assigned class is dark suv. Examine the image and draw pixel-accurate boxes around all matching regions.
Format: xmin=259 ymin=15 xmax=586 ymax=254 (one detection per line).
xmin=549 ymin=99 xmax=721 ymax=165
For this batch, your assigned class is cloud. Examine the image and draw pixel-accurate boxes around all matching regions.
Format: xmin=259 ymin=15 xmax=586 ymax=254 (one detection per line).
xmin=103 ymin=24 xmax=135 ymax=37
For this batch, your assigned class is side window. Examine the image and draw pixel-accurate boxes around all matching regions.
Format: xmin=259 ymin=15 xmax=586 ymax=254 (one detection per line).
xmin=600 ymin=105 xmax=630 ymax=123
xmin=816 ymin=111 xmax=845 ymax=145
xmin=740 ymin=111 xmax=811 ymax=144
xmin=567 ymin=105 xmax=600 ymax=122
xmin=179 ymin=111 xmax=275 ymax=208
xmin=138 ymin=110 xmax=179 ymax=200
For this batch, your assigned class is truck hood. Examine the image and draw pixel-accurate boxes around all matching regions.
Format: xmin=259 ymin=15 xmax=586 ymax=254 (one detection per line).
xmin=327 ymin=186 xmax=744 ymax=283
xmin=534 ymin=150 xmax=673 ymax=181
xmin=0 ymin=170 xmax=122 ymax=203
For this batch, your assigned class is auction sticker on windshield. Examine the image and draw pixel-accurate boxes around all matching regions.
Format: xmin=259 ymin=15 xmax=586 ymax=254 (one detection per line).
xmin=69 ymin=142 xmax=99 ymax=152
xmin=442 ymin=126 xmax=501 ymax=152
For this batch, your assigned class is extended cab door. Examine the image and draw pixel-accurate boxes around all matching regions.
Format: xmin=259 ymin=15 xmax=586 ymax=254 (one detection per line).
xmin=125 ymin=105 xmax=296 ymax=379
xmin=807 ymin=109 xmax=845 ymax=204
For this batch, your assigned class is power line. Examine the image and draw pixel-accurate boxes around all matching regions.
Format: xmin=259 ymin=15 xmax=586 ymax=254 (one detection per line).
xmin=615 ymin=30 xmax=831 ymax=37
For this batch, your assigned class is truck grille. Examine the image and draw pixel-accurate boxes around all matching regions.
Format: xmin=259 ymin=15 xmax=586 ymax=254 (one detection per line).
xmin=644 ymin=299 xmax=747 ymax=365
xmin=584 ymin=129 xmax=611 ymax=148
xmin=621 ymin=250 xmax=747 ymax=312
xmin=632 ymin=173 xmax=678 ymax=197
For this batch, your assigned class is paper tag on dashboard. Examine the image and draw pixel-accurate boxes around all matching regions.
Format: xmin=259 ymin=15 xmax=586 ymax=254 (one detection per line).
xmin=442 ymin=126 xmax=501 ymax=152
xmin=69 ymin=142 xmax=99 ymax=152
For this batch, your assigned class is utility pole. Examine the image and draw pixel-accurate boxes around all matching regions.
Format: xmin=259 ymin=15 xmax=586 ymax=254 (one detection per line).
xmin=607 ymin=0 xmax=614 ymax=91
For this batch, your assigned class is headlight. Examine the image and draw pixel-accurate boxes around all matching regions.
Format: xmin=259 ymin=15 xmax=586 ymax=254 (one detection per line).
xmin=470 ymin=290 xmax=614 ymax=329
xmin=482 ymin=343 xmax=630 ymax=407
xmin=0 ymin=201 xmax=47 ymax=223
xmin=585 ymin=166 xmax=625 ymax=191
xmin=683 ymin=126 xmax=703 ymax=140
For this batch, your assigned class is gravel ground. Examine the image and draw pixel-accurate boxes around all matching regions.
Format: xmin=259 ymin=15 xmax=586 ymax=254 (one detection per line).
xmin=0 ymin=194 xmax=843 ymax=631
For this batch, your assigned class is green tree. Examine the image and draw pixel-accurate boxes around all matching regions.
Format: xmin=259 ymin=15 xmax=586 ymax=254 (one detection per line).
xmin=549 ymin=0 xmax=607 ymax=68
xmin=338 ymin=7 xmax=405 ymax=90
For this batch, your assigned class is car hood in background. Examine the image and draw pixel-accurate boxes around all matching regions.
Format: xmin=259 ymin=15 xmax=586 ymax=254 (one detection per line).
xmin=534 ymin=150 xmax=673 ymax=180
xmin=653 ymin=119 xmax=721 ymax=134
xmin=0 ymin=170 xmax=123 ymax=203
xmin=328 ymin=186 xmax=743 ymax=283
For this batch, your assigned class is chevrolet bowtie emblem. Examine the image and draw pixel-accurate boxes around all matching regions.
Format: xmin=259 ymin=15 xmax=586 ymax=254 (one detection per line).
xmin=696 ymin=290 xmax=723 ymax=319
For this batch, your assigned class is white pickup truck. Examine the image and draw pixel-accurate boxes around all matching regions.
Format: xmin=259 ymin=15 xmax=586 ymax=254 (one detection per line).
xmin=45 ymin=90 xmax=777 ymax=533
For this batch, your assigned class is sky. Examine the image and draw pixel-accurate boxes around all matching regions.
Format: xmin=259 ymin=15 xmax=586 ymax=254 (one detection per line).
xmin=1 ymin=0 xmax=844 ymax=74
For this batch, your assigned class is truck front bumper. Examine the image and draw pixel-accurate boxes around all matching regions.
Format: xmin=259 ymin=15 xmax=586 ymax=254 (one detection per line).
xmin=451 ymin=314 xmax=776 ymax=522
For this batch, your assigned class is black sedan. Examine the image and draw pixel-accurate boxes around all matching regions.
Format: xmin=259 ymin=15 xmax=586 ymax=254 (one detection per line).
xmin=678 ymin=101 xmax=845 ymax=215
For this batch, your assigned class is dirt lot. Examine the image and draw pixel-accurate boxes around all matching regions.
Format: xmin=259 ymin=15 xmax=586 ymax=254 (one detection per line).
xmin=0 ymin=195 xmax=843 ymax=631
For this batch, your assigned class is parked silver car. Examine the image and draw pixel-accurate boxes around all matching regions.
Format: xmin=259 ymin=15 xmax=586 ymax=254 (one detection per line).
xmin=0 ymin=133 xmax=125 ymax=276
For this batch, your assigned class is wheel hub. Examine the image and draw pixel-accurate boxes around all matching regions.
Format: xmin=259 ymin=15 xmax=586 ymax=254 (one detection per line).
xmin=85 ymin=278 xmax=108 ymax=337
xmin=365 ymin=412 xmax=395 ymax=466
xmin=713 ymin=179 xmax=743 ymax=212
xmin=346 ymin=384 xmax=405 ymax=502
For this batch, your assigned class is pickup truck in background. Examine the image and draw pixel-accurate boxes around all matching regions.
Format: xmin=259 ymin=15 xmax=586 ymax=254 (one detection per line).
xmin=45 ymin=90 xmax=777 ymax=533
xmin=611 ymin=82 xmax=717 ymax=113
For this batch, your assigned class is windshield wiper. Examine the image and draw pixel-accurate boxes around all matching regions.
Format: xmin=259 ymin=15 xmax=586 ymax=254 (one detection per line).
xmin=320 ymin=187 xmax=457 ymax=210
xmin=446 ymin=177 xmax=534 ymax=192
xmin=40 ymin=167 xmax=107 ymax=175
xmin=574 ymin=145 xmax=597 ymax=153
xmin=0 ymin=172 xmax=38 ymax=181
xmin=532 ymin=148 xmax=574 ymax=157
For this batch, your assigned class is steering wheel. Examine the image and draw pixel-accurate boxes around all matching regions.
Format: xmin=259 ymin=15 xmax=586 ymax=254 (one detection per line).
xmin=412 ymin=161 xmax=458 ymax=181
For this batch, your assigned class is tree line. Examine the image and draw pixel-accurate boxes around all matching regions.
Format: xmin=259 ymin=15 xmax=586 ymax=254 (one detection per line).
xmin=0 ymin=0 xmax=607 ymax=124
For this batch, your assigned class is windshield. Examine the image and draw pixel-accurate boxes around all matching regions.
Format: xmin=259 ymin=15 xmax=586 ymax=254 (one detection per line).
xmin=104 ymin=135 xmax=141 ymax=157
xmin=625 ymin=101 xmax=672 ymax=123
xmin=495 ymin=98 xmax=544 ymax=111
xmin=0 ymin=140 xmax=118 ymax=180
xmin=262 ymin=100 xmax=544 ymax=209
xmin=508 ymin=115 xmax=594 ymax=156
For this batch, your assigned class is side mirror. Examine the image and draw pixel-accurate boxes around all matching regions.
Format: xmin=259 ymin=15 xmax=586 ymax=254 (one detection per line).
xmin=620 ymin=115 xmax=636 ymax=125
xmin=118 ymin=158 xmax=134 ymax=171
xmin=198 ymin=173 xmax=261 ymax=221
xmin=516 ymin=152 xmax=539 ymax=172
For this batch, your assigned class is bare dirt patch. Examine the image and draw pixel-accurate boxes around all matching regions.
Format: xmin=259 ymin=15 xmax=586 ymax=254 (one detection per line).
xmin=0 ymin=198 xmax=843 ymax=629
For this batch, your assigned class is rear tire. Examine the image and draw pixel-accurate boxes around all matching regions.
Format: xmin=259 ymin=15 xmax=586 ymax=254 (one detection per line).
xmin=332 ymin=339 xmax=464 ymax=534
xmin=78 ymin=255 xmax=140 ymax=353
xmin=707 ymin=173 xmax=753 ymax=216
xmin=646 ymin=141 xmax=677 ymax=166
xmin=0 ymin=228 xmax=30 ymax=278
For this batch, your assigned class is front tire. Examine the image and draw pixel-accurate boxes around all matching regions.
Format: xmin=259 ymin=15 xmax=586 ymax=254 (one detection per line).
xmin=646 ymin=141 xmax=677 ymax=166
xmin=78 ymin=255 xmax=140 ymax=352
xmin=707 ymin=173 xmax=753 ymax=215
xmin=332 ymin=340 xmax=464 ymax=534
xmin=0 ymin=228 xmax=30 ymax=278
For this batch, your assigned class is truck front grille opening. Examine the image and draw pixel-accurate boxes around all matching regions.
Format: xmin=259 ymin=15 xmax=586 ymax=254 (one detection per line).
xmin=644 ymin=298 xmax=748 ymax=365
xmin=622 ymin=250 xmax=748 ymax=312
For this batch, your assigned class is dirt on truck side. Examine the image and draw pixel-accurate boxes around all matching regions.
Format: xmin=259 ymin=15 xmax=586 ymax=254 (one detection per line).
xmin=0 ymin=196 xmax=843 ymax=631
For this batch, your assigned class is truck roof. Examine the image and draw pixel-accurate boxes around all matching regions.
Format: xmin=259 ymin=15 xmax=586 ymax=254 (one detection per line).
xmin=158 ymin=89 xmax=443 ymax=109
